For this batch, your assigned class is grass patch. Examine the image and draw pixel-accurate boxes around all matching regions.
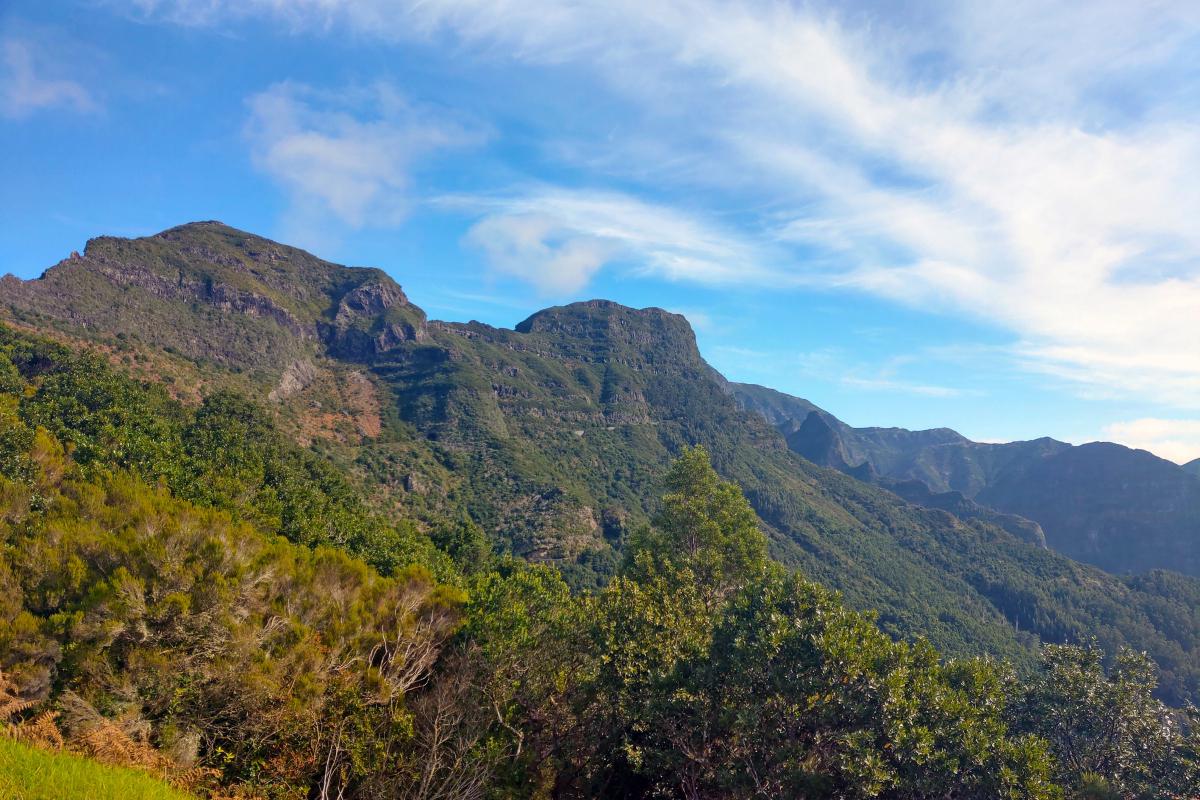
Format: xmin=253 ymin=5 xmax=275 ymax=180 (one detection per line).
xmin=0 ymin=738 xmax=195 ymax=800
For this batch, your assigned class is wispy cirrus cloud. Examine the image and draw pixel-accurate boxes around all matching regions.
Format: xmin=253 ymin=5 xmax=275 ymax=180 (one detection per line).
xmin=1 ymin=37 xmax=97 ymax=120
xmin=125 ymin=0 xmax=1200 ymax=413
xmin=448 ymin=189 xmax=779 ymax=295
xmin=768 ymin=347 xmax=972 ymax=400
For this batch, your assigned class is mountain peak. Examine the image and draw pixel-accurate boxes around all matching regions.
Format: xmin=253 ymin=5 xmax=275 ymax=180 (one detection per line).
xmin=514 ymin=300 xmax=702 ymax=366
xmin=156 ymin=219 xmax=234 ymax=235
xmin=515 ymin=299 xmax=689 ymax=332
xmin=1 ymin=221 xmax=425 ymax=368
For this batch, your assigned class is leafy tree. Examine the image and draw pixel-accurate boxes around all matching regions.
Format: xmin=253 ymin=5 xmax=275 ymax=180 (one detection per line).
xmin=589 ymin=447 xmax=1059 ymax=798
xmin=429 ymin=513 xmax=491 ymax=575
xmin=1014 ymin=642 xmax=1200 ymax=798
xmin=625 ymin=445 xmax=768 ymax=609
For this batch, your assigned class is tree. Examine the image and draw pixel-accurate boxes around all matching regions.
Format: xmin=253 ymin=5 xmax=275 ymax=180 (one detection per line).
xmin=1014 ymin=642 xmax=1200 ymax=797
xmin=625 ymin=445 xmax=768 ymax=610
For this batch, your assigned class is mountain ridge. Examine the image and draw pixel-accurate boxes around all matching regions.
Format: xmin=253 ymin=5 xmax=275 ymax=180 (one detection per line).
xmin=730 ymin=381 xmax=1200 ymax=578
xmin=5 ymin=221 xmax=1200 ymax=704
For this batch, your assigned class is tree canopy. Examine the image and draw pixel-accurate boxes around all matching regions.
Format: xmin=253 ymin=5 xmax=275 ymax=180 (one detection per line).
xmin=0 ymin=328 xmax=1197 ymax=798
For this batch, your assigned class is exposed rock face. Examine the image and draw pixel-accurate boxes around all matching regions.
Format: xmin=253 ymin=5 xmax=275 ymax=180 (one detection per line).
xmin=269 ymin=360 xmax=318 ymax=401
xmin=0 ymin=221 xmax=424 ymax=373
xmin=321 ymin=278 xmax=427 ymax=360
xmin=514 ymin=299 xmax=703 ymax=368
xmin=505 ymin=489 xmax=603 ymax=560
xmin=338 ymin=278 xmax=410 ymax=317
xmin=69 ymin=242 xmax=304 ymax=335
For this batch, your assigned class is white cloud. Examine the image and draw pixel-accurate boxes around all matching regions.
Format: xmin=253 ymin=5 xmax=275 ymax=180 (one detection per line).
xmin=455 ymin=189 xmax=777 ymax=295
xmin=126 ymin=1 xmax=1200 ymax=408
xmin=1 ymin=38 xmax=97 ymax=119
xmin=464 ymin=213 xmax=613 ymax=295
xmin=1103 ymin=419 xmax=1200 ymax=465
xmin=245 ymin=81 xmax=484 ymax=233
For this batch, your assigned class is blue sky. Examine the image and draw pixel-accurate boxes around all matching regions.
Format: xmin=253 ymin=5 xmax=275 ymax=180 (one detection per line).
xmin=4 ymin=1 xmax=1200 ymax=461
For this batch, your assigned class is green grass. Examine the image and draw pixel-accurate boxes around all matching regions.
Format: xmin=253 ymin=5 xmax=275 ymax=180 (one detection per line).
xmin=0 ymin=738 xmax=195 ymax=800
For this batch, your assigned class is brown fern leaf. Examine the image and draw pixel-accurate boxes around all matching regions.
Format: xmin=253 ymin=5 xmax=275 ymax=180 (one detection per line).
xmin=207 ymin=789 xmax=270 ymax=800
xmin=12 ymin=710 xmax=64 ymax=750
xmin=167 ymin=765 xmax=219 ymax=793
xmin=73 ymin=719 xmax=169 ymax=771
xmin=0 ymin=669 xmax=35 ymax=724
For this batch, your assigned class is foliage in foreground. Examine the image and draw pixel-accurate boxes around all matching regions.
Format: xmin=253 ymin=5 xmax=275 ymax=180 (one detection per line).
xmin=0 ymin=327 xmax=1197 ymax=798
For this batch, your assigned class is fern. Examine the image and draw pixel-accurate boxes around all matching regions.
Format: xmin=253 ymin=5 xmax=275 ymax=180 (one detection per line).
xmin=0 ymin=669 xmax=35 ymax=726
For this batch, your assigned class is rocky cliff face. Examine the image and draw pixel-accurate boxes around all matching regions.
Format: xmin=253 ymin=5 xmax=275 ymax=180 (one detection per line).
xmin=514 ymin=300 xmax=703 ymax=367
xmin=0 ymin=221 xmax=427 ymax=373
xmin=321 ymin=276 xmax=427 ymax=360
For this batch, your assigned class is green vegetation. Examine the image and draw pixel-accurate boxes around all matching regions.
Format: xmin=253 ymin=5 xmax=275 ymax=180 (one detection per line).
xmin=376 ymin=301 xmax=1200 ymax=705
xmin=0 ymin=738 xmax=194 ymax=800
xmin=4 ymin=225 xmax=1199 ymax=706
xmin=1 ymin=226 xmax=1200 ymax=796
xmin=733 ymin=381 xmax=1200 ymax=579
xmin=0 ymin=325 xmax=1195 ymax=796
xmin=0 ymin=325 xmax=450 ymax=579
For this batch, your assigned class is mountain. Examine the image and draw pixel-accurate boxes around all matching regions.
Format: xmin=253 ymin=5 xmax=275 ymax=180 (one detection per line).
xmin=730 ymin=382 xmax=1049 ymax=546
xmin=1186 ymin=458 xmax=1200 ymax=477
xmin=5 ymin=222 xmax=1200 ymax=704
xmin=730 ymin=383 xmax=1200 ymax=578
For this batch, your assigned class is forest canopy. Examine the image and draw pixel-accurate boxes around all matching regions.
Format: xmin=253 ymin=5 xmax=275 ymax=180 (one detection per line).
xmin=0 ymin=326 xmax=1197 ymax=799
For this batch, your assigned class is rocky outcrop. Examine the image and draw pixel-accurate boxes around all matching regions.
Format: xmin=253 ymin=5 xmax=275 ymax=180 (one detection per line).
xmin=268 ymin=359 xmax=318 ymax=401
xmin=515 ymin=300 xmax=703 ymax=368
xmin=321 ymin=278 xmax=427 ymax=360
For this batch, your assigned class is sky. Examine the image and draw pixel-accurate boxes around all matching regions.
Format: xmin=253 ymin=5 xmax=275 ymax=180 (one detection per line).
xmin=2 ymin=1 xmax=1200 ymax=463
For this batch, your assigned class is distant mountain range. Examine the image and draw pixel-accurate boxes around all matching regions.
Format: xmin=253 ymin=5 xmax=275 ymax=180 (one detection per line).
xmin=4 ymin=221 xmax=1199 ymax=703
xmin=730 ymin=382 xmax=1200 ymax=579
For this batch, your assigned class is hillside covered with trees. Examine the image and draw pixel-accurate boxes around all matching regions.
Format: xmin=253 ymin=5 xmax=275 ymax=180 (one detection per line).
xmin=0 ymin=325 xmax=1198 ymax=798
xmin=4 ymin=224 xmax=1200 ymax=707
xmin=731 ymin=382 xmax=1200 ymax=579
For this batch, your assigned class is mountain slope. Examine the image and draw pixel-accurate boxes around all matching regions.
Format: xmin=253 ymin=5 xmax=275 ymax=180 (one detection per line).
xmin=4 ymin=222 xmax=1200 ymax=704
xmin=0 ymin=222 xmax=427 ymax=370
xmin=730 ymin=382 xmax=1049 ymax=546
xmin=731 ymin=382 xmax=1200 ymax=578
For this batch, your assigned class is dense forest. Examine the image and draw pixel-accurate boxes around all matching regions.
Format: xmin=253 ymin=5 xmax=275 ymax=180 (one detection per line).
xmin=1 ymin=325 xmax=1199 ymax=798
